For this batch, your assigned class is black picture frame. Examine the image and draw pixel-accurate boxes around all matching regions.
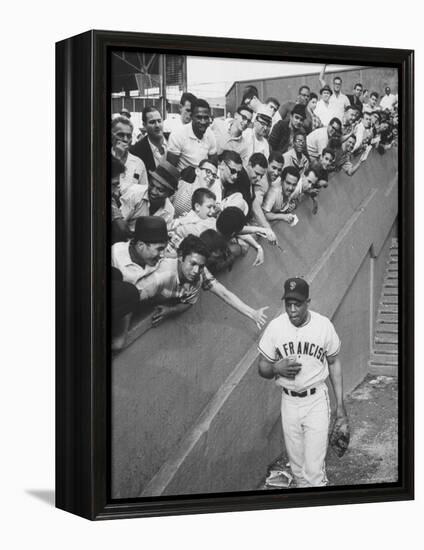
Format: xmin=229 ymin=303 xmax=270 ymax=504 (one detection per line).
xmin=56 ymin=29 xmax=414 ymax=520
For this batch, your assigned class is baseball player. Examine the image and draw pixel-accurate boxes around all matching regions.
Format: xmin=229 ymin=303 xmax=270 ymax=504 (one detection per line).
xmin=257 ymin=277 xmax=347 ymax=487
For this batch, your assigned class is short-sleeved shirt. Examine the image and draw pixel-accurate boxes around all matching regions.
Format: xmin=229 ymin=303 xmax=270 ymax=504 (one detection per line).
xmin=138 ymin=257 xmax=215 ymax=305
xmin=314 ymin=100 xmax=334 ymax=127
xmin=119 ymin=151 xmax=149 ymax=194
xmin=258 ymin=310 xmax=341 ymax=392
xmin=212 ymin=119 xmax=250 ymax=165
xmin=306 ymin=127 xmax=329 ymax=160
xmin=262 ymin=180 xmax=303 ymax=214
xmin=334 ymin=149 xmax=353 ymax=174
xmin=167 ymin=123 xmax=217 ymax=171
xmin=118 ymin=184 xmax=174 ymax=231
xmin=116 ymin=184 xmax=148 ymax=231
xmin=328 ymin=92 xmax=350 ymax=122
xmin=380 ymin=94 xmax=397 ymax=111
xmin=111 ymin=241 xmax=161 ymax=292
xmin=254 ymin=175 xmax=272 ymax=207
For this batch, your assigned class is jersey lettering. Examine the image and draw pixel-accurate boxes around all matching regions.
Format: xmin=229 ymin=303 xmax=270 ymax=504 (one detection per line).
xmin=280 ymin=340 xmax=327 ymax=365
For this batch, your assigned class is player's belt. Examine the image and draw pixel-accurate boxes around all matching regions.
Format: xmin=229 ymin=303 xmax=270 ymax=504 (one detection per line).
xmin=283 ymin=387 xmax=316 ymax=398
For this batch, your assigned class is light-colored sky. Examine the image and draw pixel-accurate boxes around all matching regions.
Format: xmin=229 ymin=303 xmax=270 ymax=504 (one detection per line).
xmin=187 ymin=56 xmax=357 ymax=98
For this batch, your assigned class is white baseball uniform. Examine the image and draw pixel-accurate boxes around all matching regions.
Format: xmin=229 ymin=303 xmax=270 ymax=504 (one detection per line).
xmin=258 ymin=310 xmax=341 ymax=487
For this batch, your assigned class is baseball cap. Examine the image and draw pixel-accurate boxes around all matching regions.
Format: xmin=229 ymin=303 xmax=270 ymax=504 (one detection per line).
xmin=282 ymin=277 xmax=309 ymax=302
xmin=255 ymin=104 xmax=273 ymax=125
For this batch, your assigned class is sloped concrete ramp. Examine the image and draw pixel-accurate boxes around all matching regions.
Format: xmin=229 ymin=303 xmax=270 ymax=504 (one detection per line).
xmin=112 ymin=148 xmax=398 ymax=498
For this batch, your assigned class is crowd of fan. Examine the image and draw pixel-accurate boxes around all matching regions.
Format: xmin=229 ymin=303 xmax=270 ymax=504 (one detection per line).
xmin=111 ymin=65 xmax=399 ymax=350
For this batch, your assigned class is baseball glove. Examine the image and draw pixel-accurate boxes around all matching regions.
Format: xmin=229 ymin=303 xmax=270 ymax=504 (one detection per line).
xmin=330 ymin=415 xmax=350 ymax=457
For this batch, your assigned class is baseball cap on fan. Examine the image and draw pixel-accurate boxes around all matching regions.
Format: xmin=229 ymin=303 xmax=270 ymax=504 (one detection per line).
xmin=282 ymin=277 xmax=309 ymax=302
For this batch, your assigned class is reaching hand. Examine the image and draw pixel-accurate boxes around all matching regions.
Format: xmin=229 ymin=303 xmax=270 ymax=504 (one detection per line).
xmin=253 ymin=247 xmax=264 ymax=266
xmin=151 ymin=305 xmax=172 ymax=327
xmin=252 ymin=306 xmax=269 ymax=329
xmin=256 ymin=227 xmax=278 ymax=245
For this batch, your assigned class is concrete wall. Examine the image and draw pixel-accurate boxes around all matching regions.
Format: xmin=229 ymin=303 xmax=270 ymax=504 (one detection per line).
xmin=226 ymin=67 xmax=398 ymax=115
xmin=112 ymin=148 xmax=398 ymax=499
xmin=332 ymin=252 xmax=372 ymax=393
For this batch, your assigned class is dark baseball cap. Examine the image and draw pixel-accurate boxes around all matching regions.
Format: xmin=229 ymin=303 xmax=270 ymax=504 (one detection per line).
xmin=282 ymin=277 xmax=309 ymax=302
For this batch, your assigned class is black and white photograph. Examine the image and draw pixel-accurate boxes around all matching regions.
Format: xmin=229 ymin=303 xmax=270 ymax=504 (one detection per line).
xmin=109 ymin=51 xmax=400 ymax=499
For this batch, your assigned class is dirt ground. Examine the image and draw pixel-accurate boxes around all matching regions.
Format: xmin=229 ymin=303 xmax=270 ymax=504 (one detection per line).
xmin=261 ymin=374 xmax=398 ymax=488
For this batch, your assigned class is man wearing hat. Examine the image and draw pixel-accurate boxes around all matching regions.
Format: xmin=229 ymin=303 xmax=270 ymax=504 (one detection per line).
xmin=145 ymin=159 xmax=179 ymax=228
xmin=243 ymin=104 xmax=273 ymax=159
xmin=258 ymin=277 xmax=347 ymax=487
xmin=269 ymin=104 xmax=307 ymax=154
xmin=111 ymin=216 xmax=169 ymax=293
xmin=314 ymin=85 xmax=335 ymax=127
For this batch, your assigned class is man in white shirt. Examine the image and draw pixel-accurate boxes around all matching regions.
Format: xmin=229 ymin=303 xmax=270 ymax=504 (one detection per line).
xmin=111 ymin=115 xmax=149 ymax=193
xmin=307 ymin=117 xmax=342 ymax=160
xmin=163 ymin=92 xmax=197 ymax=135
xmin=363 ymin=91 xmax=381 ymax=114
xmin=353 ymin=111 xmax=373 ymax=153
xmin=243 ymin=105 xmax=273 ymax=159
xmin=314 ymin=85 xmax=335 ymax=127
xmin=319 ymin=65 xmax=350 ymax=122
xmin=167 ymin=99 xmax=217 ymax=171
xmin=380 ymin=86 xmax=397 ymax=111
xmin=212 ymin=104 xmax=253 ymax=165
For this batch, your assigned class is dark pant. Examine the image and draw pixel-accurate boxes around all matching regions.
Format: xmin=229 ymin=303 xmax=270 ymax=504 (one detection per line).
xmin=111 ymin=267 xmax=139 ymax=329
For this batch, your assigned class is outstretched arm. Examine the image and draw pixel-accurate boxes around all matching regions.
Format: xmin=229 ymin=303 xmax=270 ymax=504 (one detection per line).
xmin=237 ymin=234 xmax=264 ymax=266
xmin=151 ymin=303 xmax=192 ymax=327
xmin=251 ymin=198 xmax=277 ymax=244
xmin=319 ymin=64 xmax=327 ymax=88
xmin=209 ymin=279 xmax=268 ymax=328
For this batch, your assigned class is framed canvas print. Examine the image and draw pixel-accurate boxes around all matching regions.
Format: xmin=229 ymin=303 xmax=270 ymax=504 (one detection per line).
xmin=56 ymin=30 xmax=414 ymax=520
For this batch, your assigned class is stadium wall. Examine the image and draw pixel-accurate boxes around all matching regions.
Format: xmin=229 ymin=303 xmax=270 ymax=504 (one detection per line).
xmin=225 ymin=67 xmax=398 ymax=116
xmin=111 ymin=147 xmax=398 ymax=498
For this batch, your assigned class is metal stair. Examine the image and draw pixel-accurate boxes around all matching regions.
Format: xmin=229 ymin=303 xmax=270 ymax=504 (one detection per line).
xmin=369 ymin=238 xmax=398 ymax=376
